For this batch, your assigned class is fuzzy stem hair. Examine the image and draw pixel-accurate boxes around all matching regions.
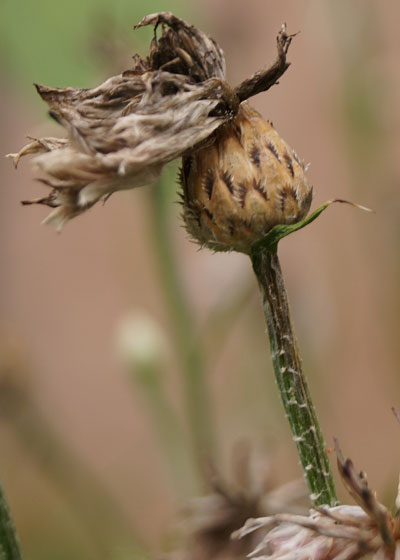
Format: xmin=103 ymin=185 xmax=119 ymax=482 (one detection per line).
xmin=251 ymin=247 xmax=338 ymax=507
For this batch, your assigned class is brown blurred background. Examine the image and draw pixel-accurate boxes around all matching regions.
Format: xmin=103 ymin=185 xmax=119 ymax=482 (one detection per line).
xmin=1 ymin=1 xmax=400 ymax=559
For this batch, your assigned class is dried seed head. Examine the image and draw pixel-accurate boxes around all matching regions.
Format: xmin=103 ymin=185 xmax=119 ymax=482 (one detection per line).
xmin=181 ymin=102 xmax=313 ymax=253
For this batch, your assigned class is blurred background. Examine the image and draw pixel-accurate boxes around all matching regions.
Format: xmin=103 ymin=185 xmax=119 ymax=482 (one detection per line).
xmin=1 ymin=0 xmax=400 ymax=559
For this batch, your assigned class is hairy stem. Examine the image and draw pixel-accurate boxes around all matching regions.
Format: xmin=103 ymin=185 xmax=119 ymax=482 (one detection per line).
xmin=0 ymin=480 xmax=23 ymax=560
xmin=251 ymin=248 xmax=337 ymax=507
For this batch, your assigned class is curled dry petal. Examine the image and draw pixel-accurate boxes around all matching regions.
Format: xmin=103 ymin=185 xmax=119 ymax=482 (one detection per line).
xmin=233 ymin=24 xmax=294 ymax=102
xmin=334 ymin=439 xmax=394 ymax=545
xmin=7 ymin=75 xmax=229 ymax=229
xmin=134 ymin=12 xmax=226 ymax=81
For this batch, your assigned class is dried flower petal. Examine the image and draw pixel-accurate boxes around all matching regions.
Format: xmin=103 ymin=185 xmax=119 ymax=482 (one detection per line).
xmin=233 ymin=24 xmax=294 ymax=102
xmin=7 ymin=12 xmax=295 ymax=233
xmin=234 ymin=445 xmax=400 ymax=559
xmin=8 ymin=76 xmax=231 ymax=229
xmin=6 ymin=13 xmax=234 ymax=229
xmin=134 ymin=12 xmax=226 ymax=81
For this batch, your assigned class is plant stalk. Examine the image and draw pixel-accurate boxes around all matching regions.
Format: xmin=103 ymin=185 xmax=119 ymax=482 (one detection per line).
xmin=0 ymin=480 xmax=23 ymax=560
xmin=149 ymin=177 xmax=216 ymax=488
xmin=131 ymin=361 xmax=196 ymax=497
xmin=251 ymin=247 xmax=337 ymax=507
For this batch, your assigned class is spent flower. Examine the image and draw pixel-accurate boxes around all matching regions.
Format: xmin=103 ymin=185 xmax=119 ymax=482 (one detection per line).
xmin=178 ymin=443 xmax=307 ymax=560
xmin=7 ymin=12 xmax=311 ymax=249
xmin=234 ymin=442 xmax=400 ymax=560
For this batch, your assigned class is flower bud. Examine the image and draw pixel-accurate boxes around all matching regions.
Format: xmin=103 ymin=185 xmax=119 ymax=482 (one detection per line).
xmin=181 ymin=102 xmax=313 ymax=253
xmin=115 ymin=312 xmax=168 ymax=382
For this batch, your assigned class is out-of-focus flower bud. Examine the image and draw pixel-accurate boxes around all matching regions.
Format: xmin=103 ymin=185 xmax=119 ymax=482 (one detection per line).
xmin=116 ymin=311 xmax=168 ymax=383
xmin=177 ymin=442 xmax=307 ymax=560
xmin=234 ymin=443 xmax=400 ymax=560
xmin=181 ymin=102 xmax=313 ymax=253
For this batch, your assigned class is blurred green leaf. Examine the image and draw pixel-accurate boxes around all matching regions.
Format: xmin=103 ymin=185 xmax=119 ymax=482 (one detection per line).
xmin=1 ymin=0 xmax=189 ymax=90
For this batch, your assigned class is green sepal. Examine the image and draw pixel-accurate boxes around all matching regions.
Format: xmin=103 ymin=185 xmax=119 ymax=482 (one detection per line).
xmin=250 ymin=198 xmax=372 ymax=256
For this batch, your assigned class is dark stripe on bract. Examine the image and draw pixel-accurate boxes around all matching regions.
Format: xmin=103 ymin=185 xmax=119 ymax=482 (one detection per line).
xmin=279 ymin=185 xmax=299 ymax=213
xmin=237 ymin=183 xmax=247 ymax=207
xmin=279 ymin=188 xmax=287 ymax=212
xmin=203 ymin=206 xmax=215 ymax=222
xmin=221 ymin=170 xmax=234 ymax=194
xmin=203 ymin=169 xmax=214 ymax=199
xmin=267 ymin=141 xmax=281 ymax=162
xmin=250 ymin=145 xmax=261 ymax=168
xmin=186 ymin=201 xmax=202 ymax=227
xmin=253 ymin=179 xmax=268 ymax=200
xmin=287 ymin=186 xmax=298 ymax=200
xmin=227 ymin=218 xmax=236 ymax=237
xmin=182 ymin=156 xmax=192 ymax=184
xmin=284 ymin=152 xmax=295 ymax=177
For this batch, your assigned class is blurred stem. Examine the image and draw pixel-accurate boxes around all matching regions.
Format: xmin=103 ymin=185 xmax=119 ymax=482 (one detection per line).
xmin=149 ymin=178 xmax=215 ymax=487
xmin=250 ymin=248 xmax=337 ymax=507
xmin=131 ymin=363 xmax=195 ymax=497
xmin=0 ymin=480 xmax=23 ymax=560
xmin=200 ymin=278 xmax=254 ymax=362
xmin=1 ymin=395 xmax=148 ymax=558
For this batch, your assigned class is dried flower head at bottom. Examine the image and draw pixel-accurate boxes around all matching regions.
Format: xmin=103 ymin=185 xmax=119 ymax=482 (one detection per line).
xmin=234 ymin=444 xmax=400 ymax=559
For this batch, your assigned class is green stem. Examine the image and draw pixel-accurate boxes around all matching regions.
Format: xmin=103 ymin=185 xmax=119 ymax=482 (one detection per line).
xmin=250 ymin=248 xmax=337 ymax=507
xmin=149 ymin=179 xmax=216 ymax=487
xmin=0 ymin=480 xmax=23 ymax=560
xmin=131 ymin=362 xmax=196 ymax=497
xmin=2 ymin=394 xmax=148 ymax=557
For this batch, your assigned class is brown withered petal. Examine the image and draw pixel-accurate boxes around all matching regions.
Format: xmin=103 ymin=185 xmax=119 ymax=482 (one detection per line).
xmin=134 ymin=12 xmax=226 ymax=82
xmin=7 ymin=12 xmax=296 ymax=234
xmin=7 ymin=75 xmax=228 ymax=229
xmin=234 ymin=445 xmax=400 ymax=560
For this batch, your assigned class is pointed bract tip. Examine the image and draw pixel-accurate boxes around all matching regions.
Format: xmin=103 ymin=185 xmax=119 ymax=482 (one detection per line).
xmin=328 ymin=198 xmax=374 ymax=213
